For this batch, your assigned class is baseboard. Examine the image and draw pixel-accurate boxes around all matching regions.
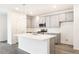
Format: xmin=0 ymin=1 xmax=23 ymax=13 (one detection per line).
xmin=60 ymin=43 xmax=73 ymax=46
xmin=7 ymin=42 xmax=18 ymax=45
xmin=0 ymin=40 xmax=7 ymax=43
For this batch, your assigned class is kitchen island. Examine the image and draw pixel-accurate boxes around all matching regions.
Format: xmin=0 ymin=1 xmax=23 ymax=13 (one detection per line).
xmin=18 ymin=33 xmax=56 ymax=54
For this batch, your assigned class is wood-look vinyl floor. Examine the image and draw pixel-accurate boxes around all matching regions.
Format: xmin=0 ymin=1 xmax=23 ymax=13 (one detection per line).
xmin=0 ymin=41 xmax=79 ymax=54
xmin=55 ymin=44 xmax=79 ymax=54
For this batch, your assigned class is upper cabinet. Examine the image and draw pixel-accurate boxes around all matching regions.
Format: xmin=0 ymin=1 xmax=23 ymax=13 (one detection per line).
xmin=59 ymin=12 xmax=73 ymax=22
xmin=39 ymin=16 xmax=46 ymax=24
xmin=46 ymin=16 xmax=50 ymax=28
xmin=58 ymin=13 xmax=65 ymax=22
xmin=65 ymin=12 xmax=73 ymax=21
xmin=50 ymin=15 xmax=59 ymax=28
xmin=32 ymin=16 xmax=40 ymax=28
xmin=39 ymin=15 xmax=59 ymax=28
xmin=31 ymin=11 xmax=73 ymax=28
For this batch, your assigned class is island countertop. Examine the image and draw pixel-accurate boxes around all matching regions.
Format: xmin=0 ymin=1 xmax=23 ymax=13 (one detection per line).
xmin=16 ymin=33 xmax=56 ymax=40
xmin=18 ymin=33 xmax=56 ymax=54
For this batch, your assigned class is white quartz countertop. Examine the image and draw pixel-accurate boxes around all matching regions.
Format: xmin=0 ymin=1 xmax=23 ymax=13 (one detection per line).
xmin=16 ymin=33 xmax=56 ymax=40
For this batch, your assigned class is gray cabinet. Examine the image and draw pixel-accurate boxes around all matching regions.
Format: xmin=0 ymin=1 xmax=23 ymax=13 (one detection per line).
xmin=47 ymin=33 xmax=61 ymax=44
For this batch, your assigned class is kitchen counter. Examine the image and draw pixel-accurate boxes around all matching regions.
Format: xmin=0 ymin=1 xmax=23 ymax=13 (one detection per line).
xmin=18 ymin=33 xmax=56 ymax=54
xmin=17 ymin=33 xmax=56 ymax=40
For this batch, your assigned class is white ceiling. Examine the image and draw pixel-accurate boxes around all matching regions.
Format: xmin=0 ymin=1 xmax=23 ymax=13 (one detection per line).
xmin=0 ymin=4 xmax=73 ymax=16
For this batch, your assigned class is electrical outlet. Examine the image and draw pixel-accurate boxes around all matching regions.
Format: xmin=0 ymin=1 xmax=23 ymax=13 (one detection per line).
xmin=65 ymin=39 xmax=68 ymax=41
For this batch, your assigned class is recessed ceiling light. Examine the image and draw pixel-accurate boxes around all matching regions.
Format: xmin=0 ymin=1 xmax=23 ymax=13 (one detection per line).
xmin=36 ymin=16 xmax=39 ymax=18
xmin=30 ymin=11 xmax=33 ymax=15
xmin=53 ymin=5 xmax=57 ymax=8
xmin=15 ymin=7 xmax=19 ymax=10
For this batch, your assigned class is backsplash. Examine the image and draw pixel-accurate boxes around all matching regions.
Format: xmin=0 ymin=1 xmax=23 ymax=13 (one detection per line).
xmin=26 ymin=28 xmax=60 ymax=33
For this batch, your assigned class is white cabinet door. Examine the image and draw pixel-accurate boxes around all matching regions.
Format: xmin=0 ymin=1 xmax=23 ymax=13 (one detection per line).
xmin=65 ymin=12 xmax=73 ymax=21
xmin=39 ymin=16 xmax=46 ymax=24
xmin=42 ymin=17 xmax=46 ymax=24
xmin=46 ymin=16 xmax=50 ymax=28
xmin=32 ymin=18 xmax=39 ymax=28
xmin=39 ymin=16 xmax=42 ymax=24
xmin=58 ymin=13 xmax=65 ymax=22
xmin=50 ymin=15 xmax=59 ymax=27
xmin=32 ymin=17 xmax=39 ymax=28
xmin=60 ymin=22 xmax=73 ymax=45
xmin=59 ymin=12 xmax=73 ymax=22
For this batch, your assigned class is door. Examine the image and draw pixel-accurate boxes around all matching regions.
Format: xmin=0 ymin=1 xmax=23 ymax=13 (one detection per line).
xmin=0 ymin=14 xmax=7 ymax=41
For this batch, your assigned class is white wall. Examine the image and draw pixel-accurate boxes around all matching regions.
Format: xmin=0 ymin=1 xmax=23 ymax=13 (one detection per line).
xmin=7 ymin=11 xmax=27 ymax=44
xmin=0 ymin=13 xmax=7 ymax=41
xmin=27 ymin=16 xmax=32 ymax=28
xmin=7 ymin=13 xmax=12 ymax=44
xmin=60 ymin=22 xmax=73 ymax=45
xmin=73 ymin=5 xmax=79 ymax=50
